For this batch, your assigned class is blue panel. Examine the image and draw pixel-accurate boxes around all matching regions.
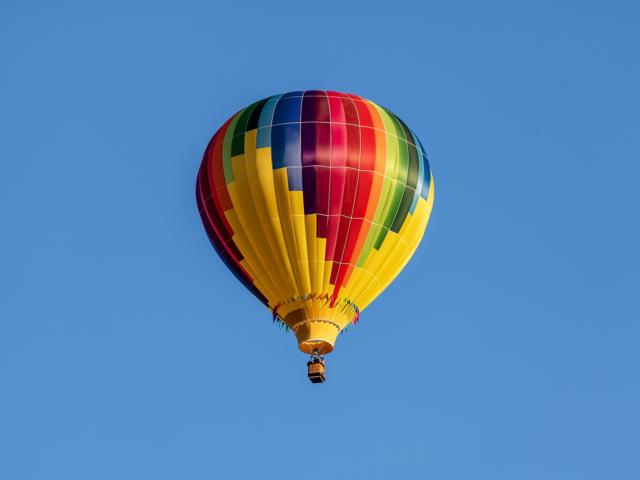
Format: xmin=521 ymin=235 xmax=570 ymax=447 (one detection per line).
xmin=271 ymin=123 xmax=300 ymax=170
xmin=409 ymin=131 xmax=424 ymax=213
xmin=256 ymin=95 xmax=280 ymax=148
xmin=287 ymin=166 xmax=303 ymax=191
xmin=257 ymin=125 xmax=272 ymax=149
xmin=282 ymin=90 xmax=304 ymax=98
xmin=259 ymin=95 xmax=280 ymax=128
xmin=272 ymin=96 xmax=302 ymax=125
xmin=416 ymin=137 xmax=431 ymax=199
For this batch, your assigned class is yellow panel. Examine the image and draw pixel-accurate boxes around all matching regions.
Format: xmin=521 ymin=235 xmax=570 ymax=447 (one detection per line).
xmin=272 ymin=169 xmax=303 ymax=297
xmin=226 ymin=209 xmax=279 ymax=303
xmin=243 ymin=138 xmax=297 ymax=302
xmin=227 ymin=166 xmax=288 ymax=303
xmin=290 ymin=191 xmax=311 ymax=295
xmin=355 ymin=175 xmax=435 ymax=310
xmin=304 ymin=215 xmax=319 ymax=294
xmin=315 ymin=235 xmax=327 ymax=297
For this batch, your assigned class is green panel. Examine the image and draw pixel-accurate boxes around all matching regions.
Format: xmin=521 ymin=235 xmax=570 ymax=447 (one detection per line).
xmin=374 ymin=179 xmax=403 ymax=248
xmin=387 ymin=113 xmax=409 ymax=186
xmin=222 ymin=111 xmax=243 ymax=183
xmin=396 ymin=117 xmax=419 ymax=190
xmin=355 ymin=108 xmax=397 ymax=266
xmin=231 ymin=104 xmax=257 ymax=157
xmin=376 ymin=112 xmax=410 ymax=238
xmin=356 ymin=171 xmax=393 ymax=267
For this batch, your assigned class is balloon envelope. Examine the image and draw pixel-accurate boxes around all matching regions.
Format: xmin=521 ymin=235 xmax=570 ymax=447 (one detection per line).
xmin=196 ymin=91 xmax=434 ymax=354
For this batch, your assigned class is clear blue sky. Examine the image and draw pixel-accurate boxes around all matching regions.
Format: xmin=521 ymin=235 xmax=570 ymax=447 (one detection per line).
xmin=1 ymin=1 xmax=639 ymax=479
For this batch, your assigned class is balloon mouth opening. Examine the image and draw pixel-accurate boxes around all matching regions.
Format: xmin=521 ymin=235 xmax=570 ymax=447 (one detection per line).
xmin=298 ymin=339 xmax=334 ymax=355
xmin=283 ymin=307 xmax=347 ymax=355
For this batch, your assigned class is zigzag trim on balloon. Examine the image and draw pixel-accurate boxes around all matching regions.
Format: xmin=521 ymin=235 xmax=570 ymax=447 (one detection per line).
xmin=272 ymin=293 xmax=360 ymax=328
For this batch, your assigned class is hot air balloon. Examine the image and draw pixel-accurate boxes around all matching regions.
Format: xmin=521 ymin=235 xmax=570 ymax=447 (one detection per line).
xmin=196 ymin=90 xmax=434 ymax=382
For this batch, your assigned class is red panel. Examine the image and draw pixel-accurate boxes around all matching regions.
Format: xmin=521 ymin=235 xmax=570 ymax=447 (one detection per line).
xmin=302 ymin=92 xmax=330 ymax=122
xmin=351 ymin=170 xmax=373 ymax=218
xmin=328 ymin=167 xmax=346 ymax=215
xmin=211 ymin=124 xmax=234 ymax=212
xmin=196 ymin=172 xmax=250 ymax=281
xmin=342 ymin=97 xmax=359 ymax=125
xmin=359 ymin=126 xmax=376 ymax=172
xmin=341 ymin=168 xmax=359 ymax=215
xmin=328 ymin=95 xmax=346 ymax=124
xmin=302 ymin=123 xmax=331 ymax=167
xmin=332 ymin=217 xmax=365 ymax=287
xmin=316 ymin=213 xmax=328 ymax=238
xmin=337 ymin=217 xmax=365 ymax=268
xmin=314 ymin=166 xmax=330 ymax=216
xmin=352 ymin=98 xmax=375 ymax=129
xmin=325 ymin=165 xmax=346 ymax=263
xmin=326 ymin=90 xmax=352 ymax=100
xmin=198 ymin=144 xmax=233 ymax=242
xmin=330 ymin=123 xmax=347 ymax=168
xmin=209 ymin=143 xmax=231 ymax=217
xmin=329 ymin=121 xmax=360 ymax=284
xmin=345 ymin=124 xmax=359 ymax=168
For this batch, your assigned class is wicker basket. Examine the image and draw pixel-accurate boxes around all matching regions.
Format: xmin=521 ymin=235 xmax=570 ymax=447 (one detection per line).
xmin=307 ymin=361 xmax=326 ymax=383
